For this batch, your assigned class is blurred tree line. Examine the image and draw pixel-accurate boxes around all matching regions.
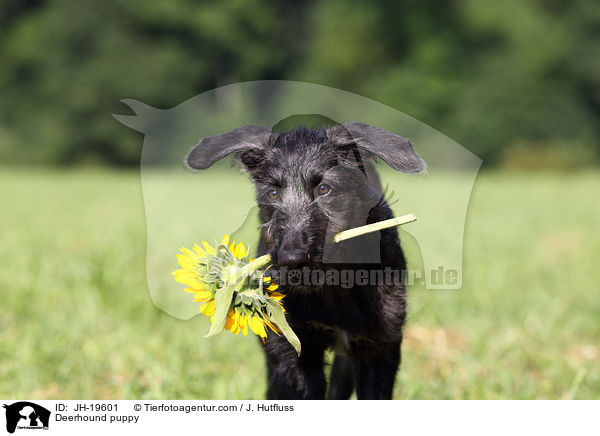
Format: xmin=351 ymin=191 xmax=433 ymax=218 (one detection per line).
xmin=0 ymin=0 xmax=598 ymax=168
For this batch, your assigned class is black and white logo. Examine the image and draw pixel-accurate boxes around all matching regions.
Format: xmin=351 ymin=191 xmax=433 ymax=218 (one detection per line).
xmin=3 ymin=402 xmax=50 ymax=433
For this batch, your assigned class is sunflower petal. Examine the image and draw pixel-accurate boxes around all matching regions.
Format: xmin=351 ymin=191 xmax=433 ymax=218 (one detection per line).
xmin=202 ymin=240 xmax=215 ymax=255
xmin=234 ymin=242 xmax=246 ymax=259
xmin=180 ymin=247 xmax=199 ymax=259
xmin=241 ymin=314 xmax=249 ymax=336
xmin=225 ymin=310 xmax=235 ymax=331
xmin=250 ymin=316 xmax=267 ymax=338
xmin=221 ymin=234 xmax=230 ymax=247
xmin=191 ymin=289 xmax=212 ymax=302
xmin=173 ymin=270 xmax=205 ymax=288
xmin=268 ymin=291 xmax=285 ymax=301
xmin=176 ymin=253 xmax=198 ymax=269
xmin=199 ymin=300 xmax=216 ymax=316
xmin=192 ymin=244 xmax=207 ymax=258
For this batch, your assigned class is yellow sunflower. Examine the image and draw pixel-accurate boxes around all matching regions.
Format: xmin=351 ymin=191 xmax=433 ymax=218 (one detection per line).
xmin=173 ymin=234 xmax=286 ymax=340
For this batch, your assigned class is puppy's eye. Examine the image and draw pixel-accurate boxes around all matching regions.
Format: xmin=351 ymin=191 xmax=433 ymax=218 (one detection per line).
xmin=267 ymin=188 xmax=278 ymax=200
xmin=317 ymin=183 xmax=332 ymax=196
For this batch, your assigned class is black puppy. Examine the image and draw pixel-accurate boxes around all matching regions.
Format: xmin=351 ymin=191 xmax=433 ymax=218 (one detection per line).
xmin=187 ymin=122 xmax=425 ymax=399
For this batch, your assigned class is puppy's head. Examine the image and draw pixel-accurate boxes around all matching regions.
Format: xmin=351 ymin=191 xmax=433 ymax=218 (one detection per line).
xmin=186 ymin=122 xmax=425 ymax=268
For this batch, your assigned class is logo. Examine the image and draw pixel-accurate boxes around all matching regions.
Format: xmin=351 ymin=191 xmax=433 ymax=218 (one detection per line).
xmin=114 ymin=81 xmax=482 ymax=321
xmin=3 ymin=402 xmax=50 ymax=433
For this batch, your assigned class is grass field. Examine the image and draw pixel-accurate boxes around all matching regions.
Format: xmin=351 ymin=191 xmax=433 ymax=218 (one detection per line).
xmin=0 ymin=168 xmax=599 ymax=399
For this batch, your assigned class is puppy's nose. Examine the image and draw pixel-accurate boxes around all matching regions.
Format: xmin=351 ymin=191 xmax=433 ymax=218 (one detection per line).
xmin=277 ymin=247 xmax=309 ymax=268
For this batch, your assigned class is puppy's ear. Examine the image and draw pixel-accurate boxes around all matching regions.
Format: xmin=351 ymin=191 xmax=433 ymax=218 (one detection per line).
xmin=186 ymin=125 xmax=272 ymax=170
xmin=329 ymin=122 xmax=426 ymax=173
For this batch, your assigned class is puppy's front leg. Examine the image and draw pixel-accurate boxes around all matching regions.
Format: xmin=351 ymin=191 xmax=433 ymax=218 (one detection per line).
xmin=353 ymin=342 xmax=401 ymax=400
xmin=263 ymin=334 xmax=328 ymax=400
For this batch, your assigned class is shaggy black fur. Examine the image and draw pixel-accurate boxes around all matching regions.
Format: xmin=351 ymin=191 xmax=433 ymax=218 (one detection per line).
xmin=187 ymin=122 xmax=425 ymax=400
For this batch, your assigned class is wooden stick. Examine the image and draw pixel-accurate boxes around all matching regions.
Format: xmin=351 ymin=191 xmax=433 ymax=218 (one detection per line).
xmin=333 ymin=213 xmax=418 ymax=243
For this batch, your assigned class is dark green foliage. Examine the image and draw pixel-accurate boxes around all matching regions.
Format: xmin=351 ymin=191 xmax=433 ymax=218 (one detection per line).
xmin=0 ymin=0 xmax=598 ymax=167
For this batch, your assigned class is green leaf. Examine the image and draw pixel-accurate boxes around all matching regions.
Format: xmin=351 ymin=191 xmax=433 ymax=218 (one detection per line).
xmin=267 ymin=300 xmax=301 ymax=355
xmin=205 ymin=284 xmax=236 ymax=337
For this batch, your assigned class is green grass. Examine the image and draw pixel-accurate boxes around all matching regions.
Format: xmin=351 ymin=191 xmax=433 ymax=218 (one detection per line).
xmin=0 ymin=168 xmax=599 ymax=399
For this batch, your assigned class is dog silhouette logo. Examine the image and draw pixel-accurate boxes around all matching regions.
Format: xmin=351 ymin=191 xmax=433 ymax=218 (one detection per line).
xmin=3 ymin=402 xmax=50 ymax=433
